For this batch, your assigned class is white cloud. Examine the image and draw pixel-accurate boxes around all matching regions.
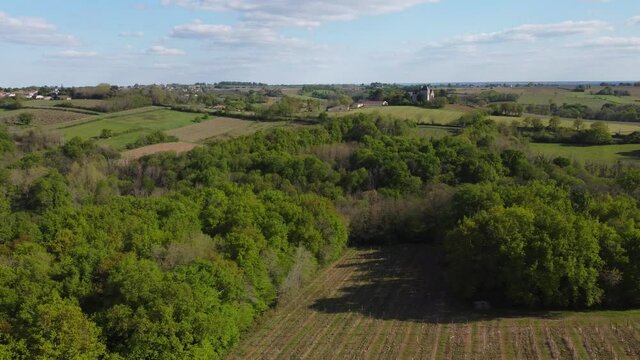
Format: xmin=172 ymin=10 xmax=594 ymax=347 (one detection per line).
xmin=119 ymin=31 xmax=145 ymax=38
xmin=0 ymin=11 xmax=78 ymax=46
xmin=580 ymin=37 xmax=640 ymax=50
xmin=628 ymin=16 xmax=640 ymax=25
xmin=51 ymin=50 xmax=98 ymax=58
xmin=162 ymin=0 xmax=439 ymax=27
xmin=432 ymin=20 xmax=612 ymax=46
xmin=146 ymin=45 xmax=186 ymax=55
xmin=170 ymin=20 xmax=310 ymax=49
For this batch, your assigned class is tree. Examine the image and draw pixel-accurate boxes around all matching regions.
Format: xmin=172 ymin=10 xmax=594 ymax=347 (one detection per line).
xmin=574 ymin=118 xmax=585 ymax=131
xmin=547 ymin=117 xmax=561 ymax=131
xmin=25 ymin=300 xmax=106 ymax=359
xmin=99 ymin=129 xmax=113 ymax=139
xmin=29 ymin=170 xmax=72 ymax=213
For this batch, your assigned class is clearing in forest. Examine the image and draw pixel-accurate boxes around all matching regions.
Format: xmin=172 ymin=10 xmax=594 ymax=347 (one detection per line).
xmin=227 ymin=245 xmax=640 ymax=360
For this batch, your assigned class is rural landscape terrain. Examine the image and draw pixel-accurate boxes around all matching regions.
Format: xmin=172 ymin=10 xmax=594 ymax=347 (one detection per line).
xmin=3 ymin=0 xmax=640 ymax=359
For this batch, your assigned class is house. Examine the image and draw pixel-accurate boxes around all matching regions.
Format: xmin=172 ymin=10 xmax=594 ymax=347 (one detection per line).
xmin=35 ymin=95 xmax=45 ymax=100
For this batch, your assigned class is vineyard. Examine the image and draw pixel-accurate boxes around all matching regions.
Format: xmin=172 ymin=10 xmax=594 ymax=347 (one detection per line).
xmin=227 ymin=245 xmax=640 ymax=360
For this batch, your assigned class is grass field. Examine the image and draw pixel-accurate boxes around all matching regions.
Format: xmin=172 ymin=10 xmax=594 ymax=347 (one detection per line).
xmin=463 ymin=86 xmax=640 ymax=110
xmin=332 ymin=106 xmax=465 ymax=124
xmin=167 ymin=117 xmax=289 ymax=143
xmin=228 ymin=246 xmax=640 ymax=360
xmin=227 ymin=245 xmax=640 ymax=360
xmin=0 ymin=108 xmax=93 ymax=126
xmin=490 ymin=115 xmax=640 ymax=135
xmin=530 ymin=143 xmax=640 ymax=163
xmin=56 ymin=108 xmax=200 ymax=149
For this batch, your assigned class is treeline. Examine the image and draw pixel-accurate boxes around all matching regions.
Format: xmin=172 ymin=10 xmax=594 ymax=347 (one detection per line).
xmin=525 ymin=103 xmax=640 ymax=122
xmin=465 ymin=90 xmax=520 ymax=105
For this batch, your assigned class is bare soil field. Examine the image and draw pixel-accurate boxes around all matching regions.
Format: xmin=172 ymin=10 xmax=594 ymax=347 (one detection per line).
xmin=167 ymin=117 xmax=288 ymax=143
xmin=120 ymin=142 xmax=198 ymax=161
xmin=227 ymin=245 xmax=640 ymax=360
xmin=0 ymin=108 xmax=92 ymax=126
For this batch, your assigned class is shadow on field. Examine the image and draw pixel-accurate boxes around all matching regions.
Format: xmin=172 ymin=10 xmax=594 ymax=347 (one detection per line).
xmin=617 ymin=149 xmax=640 ymax=159
xmin=309 ymin=244 xmax=562 ymax=324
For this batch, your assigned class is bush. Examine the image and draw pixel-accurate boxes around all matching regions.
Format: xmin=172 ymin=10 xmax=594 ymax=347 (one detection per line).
xmin=125 ymin=131 xmax=178 ymax=149
xmin=17 ymin=113 xmax=34 ymax=125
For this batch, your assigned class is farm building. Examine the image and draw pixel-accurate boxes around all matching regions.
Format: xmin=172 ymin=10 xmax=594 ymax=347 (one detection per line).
xmin=351 ymin=101 xmax=388 ymax=109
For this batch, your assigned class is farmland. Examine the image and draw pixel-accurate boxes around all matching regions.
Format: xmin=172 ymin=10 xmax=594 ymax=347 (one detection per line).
xmin=167 ymin=117 xmax=289 ymax=143
xmin=0 ymin=108 xmax=93 ymax=126
xmin=54 ymin=108 xmax=201 ymax=149
xmin=490 ymin=115 xmax=640 ymax=135
xmin=227 ymin=245 xmax=640 ymax=360
xmin=120 ymin=142 xmax=198 ymax=161
xmin=332 ymin=106 xmax=465 ymax=124
xmin=530 ymin=143 xmax=640 ymax=163
xmin=462 ymin=86 xmax=640 ymax=110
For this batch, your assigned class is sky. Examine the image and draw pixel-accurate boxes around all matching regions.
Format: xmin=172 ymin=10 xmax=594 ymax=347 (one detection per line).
xmin=1 ymin=0 xmax=640 ymax=86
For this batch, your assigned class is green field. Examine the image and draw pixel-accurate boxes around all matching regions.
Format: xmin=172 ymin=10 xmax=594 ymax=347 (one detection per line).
xmin=462 ymin=86 xmax=640 ymax=110
xmin=56 ymin=108 xmax=202 ymax=149
xmin=490 ymin=115 xmax=640 ymax=135
xmin=530 ymin=143 xmax=640 ymax=163
xmin=332 ymin=106 xmax=465 ymax=124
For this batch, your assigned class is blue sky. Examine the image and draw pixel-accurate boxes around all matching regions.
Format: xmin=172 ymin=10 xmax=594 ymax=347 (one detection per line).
xmin=1 ymin=0 xmax=640 ymax=86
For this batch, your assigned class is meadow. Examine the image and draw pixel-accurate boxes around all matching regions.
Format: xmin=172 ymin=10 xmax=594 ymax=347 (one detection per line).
xmin=55 ymin=107 xmax=199 ymax=149
xmin=530 ymin=143 xmax=640 ymax=163
xmin=332 ymin=106 xmax=465 ymax=124
xmin=228 ymin=245 xmax=640 ymax=360
xmin=490 ymin=115 xmax=640 ymax=135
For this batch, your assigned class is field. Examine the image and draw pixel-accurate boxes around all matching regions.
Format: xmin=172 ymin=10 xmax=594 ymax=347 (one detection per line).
xmin=227 ymin=245 xmax=640 ymax=360
xmin=490 ymin=115 xmax=640 ymax=135
xmin=332 ymin=106 xmax=465 ymax=124
xmin=55 ymin=108 xmax=200 ymax=149
xmin=120 ymin=142 xmax=198 ymax=161
xmin=25 ymin=99 xmax=107 ymax=110
xmin=0 ymin=108 xmax=93 ymax=126
xmin=167 ymin=117 xmax=288 ymax=143
xmin=462 ymin=86 xmax=640 ymax=110
xmin=530 ymin=143 xmax=640 ymax=163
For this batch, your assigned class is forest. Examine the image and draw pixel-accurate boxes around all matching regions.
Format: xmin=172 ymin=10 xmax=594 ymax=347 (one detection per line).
xmin=3 ymin=111 xmax=640 ymax=358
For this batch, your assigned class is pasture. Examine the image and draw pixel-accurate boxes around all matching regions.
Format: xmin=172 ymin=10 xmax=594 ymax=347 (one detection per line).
xmin=55 ymin=108 xmax=199 ymax=149
xmin=167 ymin=117 xmax=289 ymax=143
xmin=227 ymin=245 xmax=640 ymax=360
xmin=332 ymin=106 xmax=465 ymax=125
xmin=530 ymin=143 xmax=640 ymax=163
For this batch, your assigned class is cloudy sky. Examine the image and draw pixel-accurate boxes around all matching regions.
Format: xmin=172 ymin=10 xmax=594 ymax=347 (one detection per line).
xmin=2 ymin=0 xmax=640 ymax=86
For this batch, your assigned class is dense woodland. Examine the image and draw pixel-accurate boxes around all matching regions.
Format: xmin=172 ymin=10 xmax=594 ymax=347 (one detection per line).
xmin=3 ymin=111 xmax=640 ymax=358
